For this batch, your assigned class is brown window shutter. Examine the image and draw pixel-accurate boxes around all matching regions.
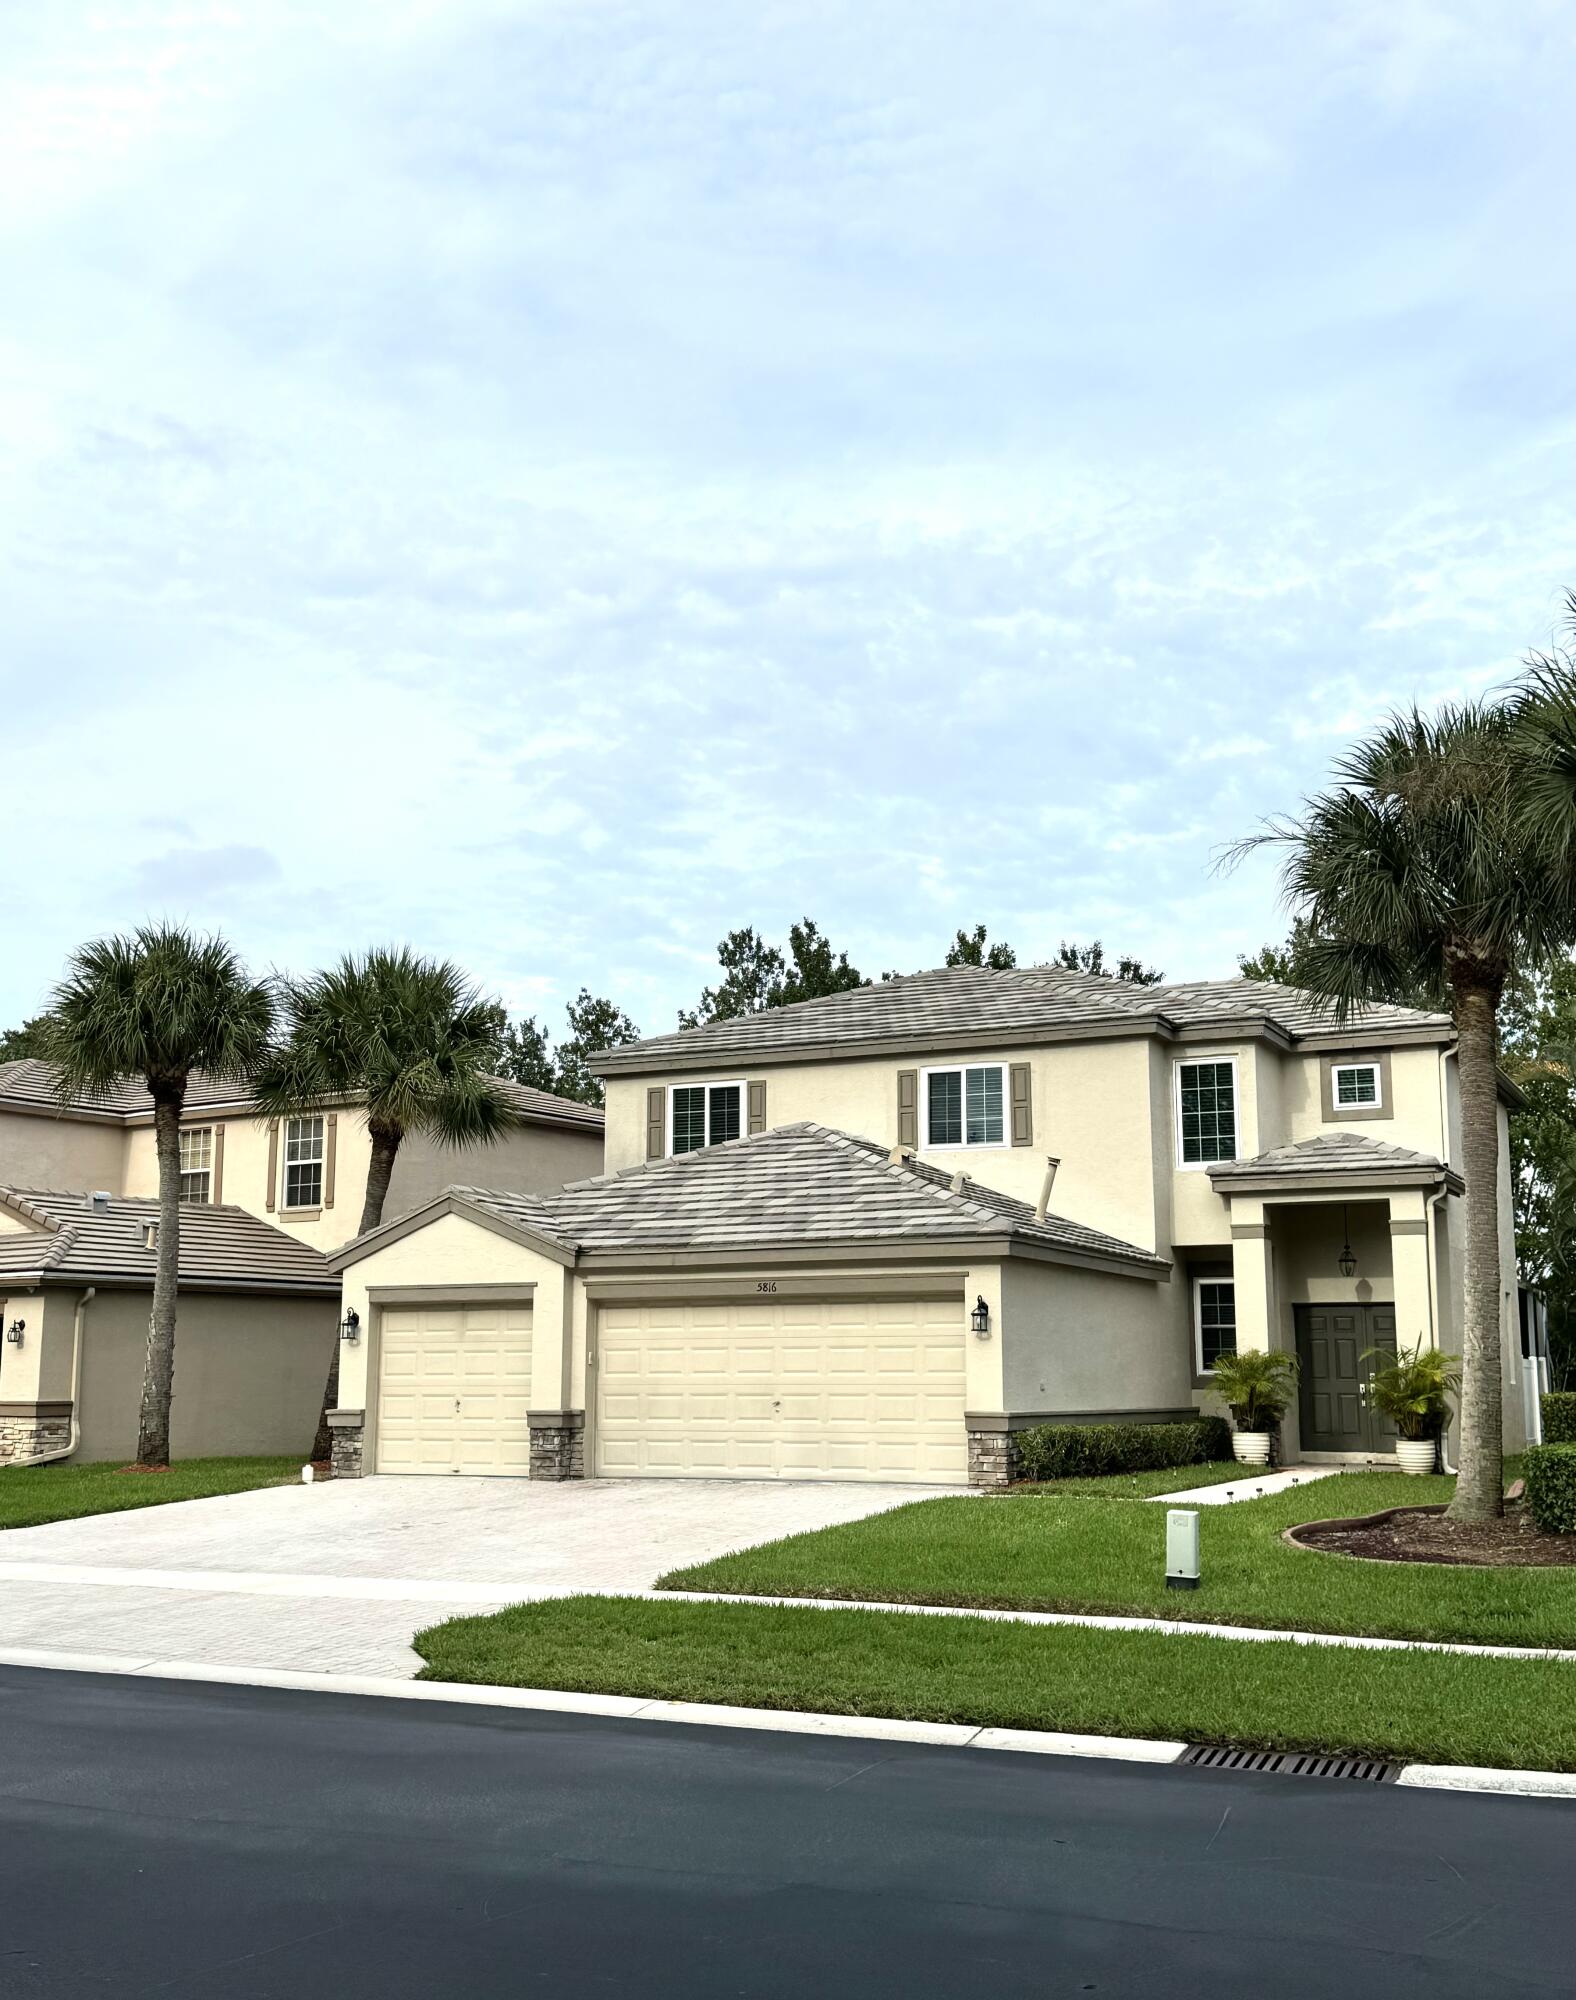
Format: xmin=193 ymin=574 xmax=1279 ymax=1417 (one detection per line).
xmin=646 ymin=1086 xmax=666 ymax=1160
xmin=212 ymin=1125 xmax=225 ymax=1204
xmin=324 ymin=1113 xmax=338 ymax=1208
xmin=1009 ymin=1063 xmax=1033 ymax=1146
xmin=747 ymin=1079 xmax=767 ymax=1135
xmin=265 ymin=1119 xmax=278 ymax=1210
xmin=896 ymin=1069 xmax=918 ymax=1148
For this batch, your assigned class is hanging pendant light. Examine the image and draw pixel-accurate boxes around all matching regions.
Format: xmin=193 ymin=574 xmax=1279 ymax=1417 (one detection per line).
xmin=1337 ymin=1204 xmax=1357 ymax=1280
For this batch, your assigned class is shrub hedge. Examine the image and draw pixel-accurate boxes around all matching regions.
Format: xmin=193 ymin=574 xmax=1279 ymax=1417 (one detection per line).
xmin=1522 ymin=1444 xmax=1576 ymax=1535
xmin=1540 ymin=1392 xmax=1576 ymax=1445
xmin=1015 ymin=1414 xmax=1232 ymax=1483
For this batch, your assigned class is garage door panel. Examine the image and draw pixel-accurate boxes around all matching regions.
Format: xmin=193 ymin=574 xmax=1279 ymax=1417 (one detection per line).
xmin=595 ymin=1295 xmax=965 ymax=1482
xmin=375 ymin=1301 xmax=533 ymax=1476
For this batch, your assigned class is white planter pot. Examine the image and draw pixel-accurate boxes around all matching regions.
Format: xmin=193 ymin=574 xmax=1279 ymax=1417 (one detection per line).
xmin=1232 ymin=1431 xmax=1272 ymax=1466
xmin=1395 ymin=1439 xmax=1437 ymax=1476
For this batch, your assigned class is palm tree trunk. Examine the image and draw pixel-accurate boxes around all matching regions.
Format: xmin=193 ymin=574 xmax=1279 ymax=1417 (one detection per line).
xmin=314 ymin=1125 xmax=402 ymax=1465
xmin=136 ymin=1086 xmax=184 ymax=1468
xmin=1448 ymin=982 xmax=1505 ymax=1522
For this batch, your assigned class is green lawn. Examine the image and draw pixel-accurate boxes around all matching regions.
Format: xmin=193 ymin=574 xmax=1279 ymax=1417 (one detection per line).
xmin=661 ymin=1473 xmax=1576 ymax=1649
xmin=1022 ymin=1460 xmax=1246 ymax=1498
xmin=0 ymin=1456 xmax=301 ymax=1531
xmin=414 ymin=1593 xmax=1576 ymax=1771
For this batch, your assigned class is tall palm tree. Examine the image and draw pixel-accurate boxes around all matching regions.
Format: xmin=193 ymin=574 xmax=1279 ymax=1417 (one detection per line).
xmin=42 ymin=926 xmax=274 ymax=1468
xmin=254 ymin=950 xmax=518 ymax=1456
xmin=1235 ymin=667 xmax=1576 ymax=1522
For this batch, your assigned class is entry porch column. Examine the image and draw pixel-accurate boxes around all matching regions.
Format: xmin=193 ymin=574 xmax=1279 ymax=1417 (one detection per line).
xmin=1387 ymin=1188 xmax=1436 ymax=1356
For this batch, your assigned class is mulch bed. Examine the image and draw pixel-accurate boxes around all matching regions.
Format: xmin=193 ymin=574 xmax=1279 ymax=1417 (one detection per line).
xmin=1290 ymin=1503 xmax=1576 ymax=1568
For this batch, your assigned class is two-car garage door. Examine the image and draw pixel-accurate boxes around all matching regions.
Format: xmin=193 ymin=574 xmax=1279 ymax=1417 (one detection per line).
xmin=595 ymin=1295 xmax=967 ymax=1482
xmin=376 ymin=1301 xmax=533 ymax=1475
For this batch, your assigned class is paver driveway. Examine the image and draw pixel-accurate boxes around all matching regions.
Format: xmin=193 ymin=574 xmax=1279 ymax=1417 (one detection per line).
xmin=0 ymin=1476 xmax=959 ymax=1678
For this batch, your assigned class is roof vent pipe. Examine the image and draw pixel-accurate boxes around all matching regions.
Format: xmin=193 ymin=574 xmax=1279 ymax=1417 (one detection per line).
xmin=141 ymin=1219 xmax=158 ymax=1251
xmin=1035 ymin=1156 xmax=1062 ymax=1223
xmin=88 ymin=1191 xmax=111 ymax=1212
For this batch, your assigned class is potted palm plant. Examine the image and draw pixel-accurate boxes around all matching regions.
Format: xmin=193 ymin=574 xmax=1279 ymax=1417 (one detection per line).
xmin=1364 ymin=1342 xmax=1460 ymax=1474
xmin=1211 ymin=1349 xmax=1299 ymax=1465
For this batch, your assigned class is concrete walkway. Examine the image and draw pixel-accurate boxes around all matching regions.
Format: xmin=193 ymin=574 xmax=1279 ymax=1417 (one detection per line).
xmin=0 ymin=1476 xmax=957 ymax=1677
xmin=1149 ymin=1466 xmax=1339 ymax=1505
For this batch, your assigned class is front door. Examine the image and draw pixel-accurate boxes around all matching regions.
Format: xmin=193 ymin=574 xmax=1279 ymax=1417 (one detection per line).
xmin=1294 ymin=1303 xmax=1397 ymax=1453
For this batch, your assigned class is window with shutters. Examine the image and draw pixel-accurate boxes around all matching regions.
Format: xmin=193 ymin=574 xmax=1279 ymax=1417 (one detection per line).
xmin=178 ymin=1126 xmax=213 ymax=1205
xmin=1175 ymin=1058 xmax=1237 ymax=1166
xmin=922 ymin=1064 xmax=1006 ymax=1148
xmin=669 ymin=1080 xmax=745 ymax=1154
xmin=283 ymin=1115 xmax=325 ymax=1208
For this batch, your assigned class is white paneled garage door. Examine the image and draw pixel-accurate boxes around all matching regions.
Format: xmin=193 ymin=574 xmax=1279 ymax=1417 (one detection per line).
xmin=595 ymin=1295 xmax=967 ymax=1482
xmin=376 ymin=1301 xmax=533 ymax=1475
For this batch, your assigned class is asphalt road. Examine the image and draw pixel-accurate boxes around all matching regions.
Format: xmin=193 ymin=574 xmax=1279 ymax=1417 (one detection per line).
xmin=2 ymin=1667 xmax=1572 ymax=1998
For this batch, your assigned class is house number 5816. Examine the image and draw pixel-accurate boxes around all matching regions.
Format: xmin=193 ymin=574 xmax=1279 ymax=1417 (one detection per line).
xmin=756 ymin=1280 xmax=779 ymax=1294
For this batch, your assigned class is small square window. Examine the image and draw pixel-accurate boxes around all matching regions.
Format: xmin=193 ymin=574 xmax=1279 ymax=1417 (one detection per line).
xmin=924 ymin=1065 xmax=1005 ymax=1148
xmin=178 ymin=1126 xmax=212 ymax=1206
xmin=1334 ymin=1062 xmax=1381 ymax=1108
xmin=1195 ymin=1278 xmax=1237 ymax=1373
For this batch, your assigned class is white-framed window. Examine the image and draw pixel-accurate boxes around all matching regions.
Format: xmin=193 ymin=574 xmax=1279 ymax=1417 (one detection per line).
xmin=1175 ymin=1057 xmax=1238 ymax=1167
xmin=1332 ymin=1060 xmax=1382 ymax=1110
xmin=923 ymin=1063 xmax=1007 ymax=1148
xmin=178 ymin=1126 xmax=213 ymax=1205
xmin=283 ymin=1115 xmax=325 ymax=1209
xmin=670 ymin=1080 xmax=744 ymax=1155
xmin=1194 ymin=1277 xmax=1237 ymax=1374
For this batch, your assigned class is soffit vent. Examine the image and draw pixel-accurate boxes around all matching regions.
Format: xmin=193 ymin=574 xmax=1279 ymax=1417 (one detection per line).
xmin=1181 ymin=1744 xmax=1397 ymax=1783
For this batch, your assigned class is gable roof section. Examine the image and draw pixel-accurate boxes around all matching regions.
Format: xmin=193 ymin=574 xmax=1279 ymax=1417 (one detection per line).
xmin=591 ymin=963 xmax=1455 ymax=1076
xmin=0 ymin=1188 xmax=340 ymax=1293
xmin=0 ymin=1059 xmax=604 ymax=1133
xmin=332 ymin=1122 xmax=1170 ymax=1278
xmin=1207 ymin=1131 xmax=1464 ymax=1196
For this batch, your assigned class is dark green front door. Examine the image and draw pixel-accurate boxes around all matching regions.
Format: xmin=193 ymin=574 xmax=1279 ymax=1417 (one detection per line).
xmin=1294 ymin=1303 xmax=1397 ymax=1452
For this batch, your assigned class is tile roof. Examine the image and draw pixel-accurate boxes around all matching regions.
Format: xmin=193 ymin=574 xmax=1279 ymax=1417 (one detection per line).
xmin=0 ymin=1059 xmax=603 ymax=1131
xmin=0 ymin=1188 xmax=340 ymax=1293
xmin=592 ymin=963 xmax=1453 ymax=1074
xmin=1208 ymin=1132 xmax=1453 ymax=1183
xmin=433 ymin=1122 xmax=1169 ymax=1272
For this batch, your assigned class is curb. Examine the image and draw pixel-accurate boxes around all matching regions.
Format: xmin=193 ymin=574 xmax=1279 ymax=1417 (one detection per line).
xmin=3 ymin=1643 xmax=1575 ymax=1798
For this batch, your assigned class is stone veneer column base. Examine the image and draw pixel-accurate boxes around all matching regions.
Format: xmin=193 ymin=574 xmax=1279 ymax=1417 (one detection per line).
xmin=0 ymin=1404 xmax=73 ymax=1464
xmin=528 ymin=1411 xmax=586 ymax=1481
xmin=966 ymin=1419 xmax=1019 ymax=1490
xmin=326 ymin=1407 xmax=365 ymax=1479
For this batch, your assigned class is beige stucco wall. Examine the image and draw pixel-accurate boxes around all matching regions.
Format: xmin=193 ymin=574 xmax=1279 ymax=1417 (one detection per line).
xmin=0 ymin=1286 xmax=74 ymax=1404
xmin=999 ymin=1259 xmax=1185 ymax=1416
xmin=123 ymin=1107 xmax=602 ymax=1254
xmin=0 ymin=1109 xmax=126 ymax=1196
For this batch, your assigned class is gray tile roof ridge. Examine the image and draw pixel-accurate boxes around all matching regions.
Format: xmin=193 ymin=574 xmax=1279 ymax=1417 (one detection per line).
xmin=1211 ymin=1131 xmax=1446 ymax=1172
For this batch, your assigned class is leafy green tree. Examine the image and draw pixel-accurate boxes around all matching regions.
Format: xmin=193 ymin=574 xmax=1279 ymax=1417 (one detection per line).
xmin=1502 ymin=956 xmax=1576 ymax=1389
xmin=0 ymin=1016 xmax=51 ymax=1062
xmin=946 ymin=925 xmax=1017 ymax=969
xmin=488 ymin=1009 xmax=560 ymax=1094
xmin=41 ymin=926 xmax=273 ymax=1468
xmin=682 ymin=920 xmax=865 ymax=1025
xmin=1233 ymin=665 xmax=1576 ymax=1522
xmin=1237 ymin=918 xmax=1322 ymax=985
xmin=553 ymin=989 xmax=640 ymax=1106
xmin=1056 ymin=939 xmax=1165 ymax=984
xmin=780 ymin=919 xmax=865 ymax=1005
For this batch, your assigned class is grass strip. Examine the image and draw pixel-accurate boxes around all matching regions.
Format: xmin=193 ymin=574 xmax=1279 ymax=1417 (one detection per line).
xmin=415 ymin=1593 xmax=1576 ymax=1772
xmin=661 ymin=1474 xmax=1576 ymax=1650
xmin=0 ymin=1456 xmax=301 ymax=1531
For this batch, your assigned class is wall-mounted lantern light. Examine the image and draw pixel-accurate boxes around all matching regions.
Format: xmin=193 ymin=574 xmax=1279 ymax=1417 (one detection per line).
xmin=5 ymin=1319 xmax=24 ymax=1347
xmin=1337 ymin=1204 xmax=1357 ymax=1280
xmin=970 ymin=1296 xmax=991 ymax=1339
xmin=339 ymin=1308 xmax=361 ymax=1344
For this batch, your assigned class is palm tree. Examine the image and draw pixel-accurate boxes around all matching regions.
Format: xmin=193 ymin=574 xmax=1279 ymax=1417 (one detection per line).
xmin=254 ymin=950 xmax=518 ymax=1456
xmin=1233 ymin=666 xmax=1576 ymax=1522
xmin=41 ymin=926 xmax=274 ymax=1468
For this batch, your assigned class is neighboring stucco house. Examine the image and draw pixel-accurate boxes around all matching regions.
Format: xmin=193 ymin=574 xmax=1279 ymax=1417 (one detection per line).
xmin=0 ymin=1061 xmax=605 ymax=1256
xmin=328 ymin=963 xmax=1533 ymax=1488
xmin=0 ymin=1189 xmax=340 ymax=1464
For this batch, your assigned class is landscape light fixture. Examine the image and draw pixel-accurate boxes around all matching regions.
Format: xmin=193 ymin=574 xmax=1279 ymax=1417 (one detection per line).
xmin=970 ymin=1296 xmax=991 ymax=1338
xmin=5 ymin=1319 xmax=23 ymax=1347
xmin=339 ymin=1308 xmax=361 ymax=1344
xmin=1337 ymin=1205 xmax=1357 ymax=1280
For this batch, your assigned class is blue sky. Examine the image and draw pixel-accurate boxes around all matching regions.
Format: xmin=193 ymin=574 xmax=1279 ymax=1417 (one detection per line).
xmin=4 ymin=2 xmax=1574 ymax=1042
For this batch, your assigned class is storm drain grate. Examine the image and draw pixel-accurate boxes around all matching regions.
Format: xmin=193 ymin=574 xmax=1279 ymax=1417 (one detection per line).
xmin=1181 ymin=1745 xmax=1398 ymax=1783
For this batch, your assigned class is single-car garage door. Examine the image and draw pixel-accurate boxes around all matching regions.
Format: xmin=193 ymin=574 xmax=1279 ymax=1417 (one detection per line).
xmin=376 ymin=1300 xmax=533 ymax=1475
xmin=595 ymin=1295 xmax=966 ymax=1482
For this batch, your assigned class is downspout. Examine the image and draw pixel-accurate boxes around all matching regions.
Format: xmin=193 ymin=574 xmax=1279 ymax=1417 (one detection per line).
xmin=11 ymin=1288 xmax=94 ymax=1469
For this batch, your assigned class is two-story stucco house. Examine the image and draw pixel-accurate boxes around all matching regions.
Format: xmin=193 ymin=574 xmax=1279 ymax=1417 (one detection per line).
xmin=0 ymin=1060 xmax=604 ymax=1464
xmin=329 ymin=963 xmax=1532 ymax=1487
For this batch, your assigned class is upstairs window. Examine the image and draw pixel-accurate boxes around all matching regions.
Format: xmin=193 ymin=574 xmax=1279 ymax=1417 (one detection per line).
xmin=178 ymin=1126 xmax=213 ymax=1205
xmin=1177 ymin=1059 xmax=1237 ymax=1165
xmin=670 ymin=1081 xmax=743 ymax=1154
xmin=283 ymin=1115 xmax=325 ymax=1209
xmin=925 ymin=1064 xmax=1005 ymax=1148
xmin=1333 ymin=1061 xmax=1381 ymax=1109
xmin=1194 ymin=1278 xmax=1237 ymax=1372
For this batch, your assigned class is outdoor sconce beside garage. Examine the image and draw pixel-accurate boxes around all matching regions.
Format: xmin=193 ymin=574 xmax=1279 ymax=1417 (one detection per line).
xmin=970 ymin=1296 xmax=991 ymax=1339
xmin=339 ymin=1308 xmax=361 ymax=1344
